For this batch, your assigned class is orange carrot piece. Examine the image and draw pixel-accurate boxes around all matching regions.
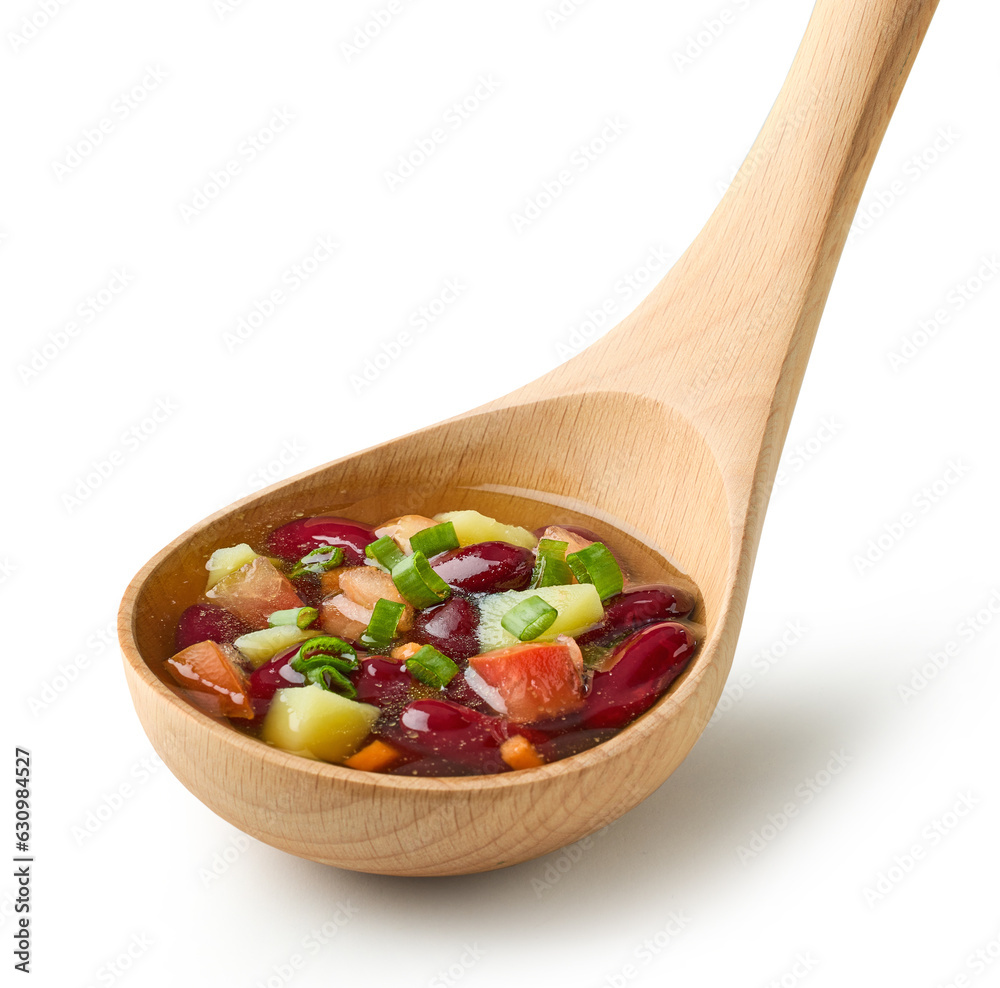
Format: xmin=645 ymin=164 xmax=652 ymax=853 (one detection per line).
xmin=390 ymin=642 xmax=422 ymax=662
xmin=500 ymin=736 xmax=546 ymax=770
xmin=344 ymin=740 xmax=402 ymax=772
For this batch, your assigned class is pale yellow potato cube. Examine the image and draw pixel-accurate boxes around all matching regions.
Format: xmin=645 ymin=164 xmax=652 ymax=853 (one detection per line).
xmin=262 ymin=685 xmax=380 ymax=764
xmin=205 ymin=543 xmax=258 ymax=591
xmin=476 ymin=583 xmax=604 ymax=651
xmin=233 ymin=626 xmax=321 ymax=669
xmin=433 ymin=510 xmax=537 ymax=549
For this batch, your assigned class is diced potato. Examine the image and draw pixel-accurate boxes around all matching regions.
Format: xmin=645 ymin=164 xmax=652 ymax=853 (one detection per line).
xmin=205 ymin=543 xmax=258 ymax=591
xmin=338 ymin=568 xmax=413 ymax=631
xmin=262 ymin=684 xmax=379 ymax=763
xmin=434 ymin=510 xmax=537 ymax=549
xmin=233 ymin=625 xmax=321 ymax=668
xmin=319 ymin=594 xmax=372 ymax=641
xmin=477 ymin=583 xmax=604 ymax=651
xmin=374 ymin=514 xmax=439 ymax=554
xmin=206 ymin=556 xmax=303 ymax=629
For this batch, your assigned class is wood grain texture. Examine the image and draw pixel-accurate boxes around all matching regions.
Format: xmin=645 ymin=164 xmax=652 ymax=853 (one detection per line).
xmin=119 ymin=0 xmax=939 ymax=875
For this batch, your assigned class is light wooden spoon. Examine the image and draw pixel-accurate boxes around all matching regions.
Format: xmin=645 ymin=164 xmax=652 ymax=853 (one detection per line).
xmin=120 ymin=0 xmax=940 ymax=875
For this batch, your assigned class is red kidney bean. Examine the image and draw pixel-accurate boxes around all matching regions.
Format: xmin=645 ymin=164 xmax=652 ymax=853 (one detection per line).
xmin=395 ymin=699 xmax=544 ymax=773
xmin=247 ymin=643 xmax=307 ymax=720
xmin=429 ymin=541 xmax=534 ymax=593
xmin=265 ymin=516 xmax=377 ymax=565
xmin=412 ymin=597 xmax=480 ymax=660
xmin=575 ymin=585 xmax=696 ymax=649
xmin=352 ymin=657 xmax=413 ymax=713
xmin=175 ymin=603 xmax=251 ymax=651
xmin=576 ymin=622 xmax=697 ymax=730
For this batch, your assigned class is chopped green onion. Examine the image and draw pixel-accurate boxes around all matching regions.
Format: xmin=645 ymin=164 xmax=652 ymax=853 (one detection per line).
xmin=529 ymin=538 xmax=574 ymax=589
xmin=362 ymin=598 xmax=406 ymax=645
xmin=268 ymin=606 xmax=318 ymax=629
xmin=288 ymin=544 xmax=344 ymax=579
xmin=501 ymin=595 xmax=558 ymax=641
xmin=405 ymin=645 xmax=459 ymax=688
xmin=291 ymin=636 xmax=359 ymax=698
xmin=391 ymin=551 xmax=451 ymax=609
xmin=566 ymin=542 xmax=624 ymax=601
xmin=365 ymin=536 xmax=406 ymax=572
xmin=408 ymin=521 xmax=460 ymax=558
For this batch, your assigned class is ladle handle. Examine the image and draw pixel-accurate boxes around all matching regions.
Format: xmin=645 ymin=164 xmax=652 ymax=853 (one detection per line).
xmin=555 ymin=0 xmax=940 ymax=495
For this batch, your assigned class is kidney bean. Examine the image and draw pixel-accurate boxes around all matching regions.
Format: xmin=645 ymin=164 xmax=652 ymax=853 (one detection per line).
xmin=430 ymin=541 xmax=534 ymax=593
xmin=412 ymin=597 xmax=480 ymax=660
xmin=247 ymin=643 xmax=307 ymax=719
xmin=352 ymin=657 xmax=413 ymax=713
xmin=576 ymin=621 xmax=697 ymax=730
xmin=175 ymin=603 xmax=250 ymax=652
xmin=575 ymin=585 xmax=696 ymax=649
xmin=394 ymin=700 xmax=545 ymax=773
xmin=265 ymin=516 xmax=377 ymax=565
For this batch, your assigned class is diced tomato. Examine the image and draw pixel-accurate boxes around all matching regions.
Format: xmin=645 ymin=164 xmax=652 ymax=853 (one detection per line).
xmin=468 ymin=635 xmax=585 ymax=723
xmin=205 ymin=556 xmax=302 ymax=629
xmin=164 ymin=640 xmax=254 ymax=719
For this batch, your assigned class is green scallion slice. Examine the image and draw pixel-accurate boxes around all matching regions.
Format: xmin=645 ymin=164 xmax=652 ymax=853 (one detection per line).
xmin=290 ymin=636 xmax=359 ymax=698
xmin=566 ymin=542 xmax=624 ymax=601
xmin=391 ymin=551 xmax=451 ymax=609
xmin=405 ymin=645 xmax=459 ymax=688
xmin=288 ymin=544 xmax=344 ymax=579
xmin=365 ymin=536 xmax=406 ymax=572
xmin=362 ymin=598 xmax=406 ymax=645
xmin=267 ymin=606 xmax=318 ymax=629
xmin=500 ymin=595 xmax=558 ymax=641
xmin=529 ymin=538 xmax=574 ymax=589
xmin=408 ymin=521 xmax=460 ymax=558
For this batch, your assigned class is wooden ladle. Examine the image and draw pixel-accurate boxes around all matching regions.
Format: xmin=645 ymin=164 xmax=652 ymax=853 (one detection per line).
xmin=120 ymin=0 xmax=940 ymax=875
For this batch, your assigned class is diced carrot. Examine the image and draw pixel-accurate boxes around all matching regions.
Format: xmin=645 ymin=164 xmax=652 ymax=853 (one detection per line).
xmin=164 ymin=640 xmax=254 ymax=719
xmin=390 ymin=642 xmax=422 ymax=662
xmin=344 ymin=739 xmax=403 ymax=772
xmin=500 ymin=736 xmax=546 ymax=770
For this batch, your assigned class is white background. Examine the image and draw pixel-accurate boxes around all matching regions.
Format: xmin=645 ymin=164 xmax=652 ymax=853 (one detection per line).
xmin=4 ymin=0 xmax=999 ymax=985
